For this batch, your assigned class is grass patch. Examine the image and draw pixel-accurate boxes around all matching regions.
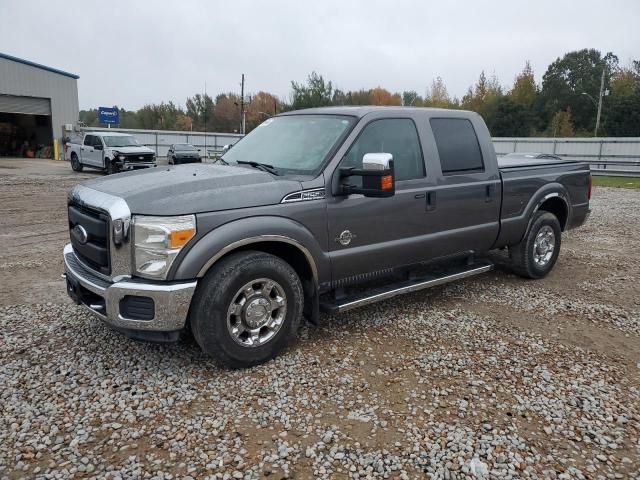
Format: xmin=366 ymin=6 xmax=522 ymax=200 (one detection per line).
xmin=592 ymin=175 xmax=640 ymax=189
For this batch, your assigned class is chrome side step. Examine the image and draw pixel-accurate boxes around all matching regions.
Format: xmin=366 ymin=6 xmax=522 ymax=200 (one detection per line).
xmin=320 ymin=261 xmax=493 ymax=314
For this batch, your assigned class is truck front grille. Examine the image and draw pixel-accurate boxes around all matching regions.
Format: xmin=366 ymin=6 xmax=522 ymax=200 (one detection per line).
xmin=123 ymin=153 xmax=155 ymax=162
xmin=68 ymin=203 xmax=111 ymax=275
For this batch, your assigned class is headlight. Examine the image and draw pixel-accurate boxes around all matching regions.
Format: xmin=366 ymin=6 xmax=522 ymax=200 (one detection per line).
xmin=118 ymin=155 xmax=125 ymax=161
xmin=133 ymin=215 xmax=196 ymax=279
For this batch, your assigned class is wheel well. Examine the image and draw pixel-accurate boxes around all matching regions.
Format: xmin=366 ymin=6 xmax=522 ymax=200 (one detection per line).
xmin=538 ymin=197 xmax=568 ymax=230
xmin=210 ymin=241 xmax=318 ymax=323
xmin=210 ymin=241 xmax=314 ymax=284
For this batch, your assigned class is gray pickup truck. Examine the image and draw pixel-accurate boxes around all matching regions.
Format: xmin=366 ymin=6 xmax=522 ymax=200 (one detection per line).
xmin=63 ymin=107 xmax=591 ymax=368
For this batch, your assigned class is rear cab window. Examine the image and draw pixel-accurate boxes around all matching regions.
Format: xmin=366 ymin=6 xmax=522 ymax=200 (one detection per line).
xmin=430 ymin=118 xmax=484 ymax=175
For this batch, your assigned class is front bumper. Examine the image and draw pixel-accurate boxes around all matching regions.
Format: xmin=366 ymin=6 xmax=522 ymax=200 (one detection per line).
xmin=63 ymin=243 xmax=196 ymax=332
xmin=118 ymin=161 xmax=157 ymax=170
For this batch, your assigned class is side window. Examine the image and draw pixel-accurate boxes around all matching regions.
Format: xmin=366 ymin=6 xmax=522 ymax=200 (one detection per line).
xmin=93 ymin=136 xmax=103 ymax=148
xmin=83 ymin=135 xmax=94 ymax=146
xmin=430 ymin=118 xmax=484 ymax=175
xmin=342 ymin=118 xmax=425 ymax=182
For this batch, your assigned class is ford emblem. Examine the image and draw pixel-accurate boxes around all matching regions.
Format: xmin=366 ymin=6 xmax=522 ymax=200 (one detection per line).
xmin=73 ymin=224 xmax=89 ymax=245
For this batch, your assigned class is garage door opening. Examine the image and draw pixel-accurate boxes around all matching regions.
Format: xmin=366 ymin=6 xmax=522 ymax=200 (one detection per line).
xmin=0 ymin=94 xmax=53 ymax=158
xmin=0 ymin=112 xmax=53 ymax=157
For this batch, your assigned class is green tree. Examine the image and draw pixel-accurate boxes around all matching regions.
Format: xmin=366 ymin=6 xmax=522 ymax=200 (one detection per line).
xmin=485 ymin=97 xmax=531 ymax=136
xmin=510 ymin=61 xmax=537 ymax=107
xmin=548 ymin=109 xmax=575 ymax=137
xmin=402 ymin=90 xmax=423 ymax=106
xmin=291 ymin=72 xmax=333 ymax=109
xmin=425 ymin=77 xmax=452 ymax=108
xmin=186 ymin=94 xmax=215 ymax=131
xmin=541 ymin=49 xmax=618 ymax=133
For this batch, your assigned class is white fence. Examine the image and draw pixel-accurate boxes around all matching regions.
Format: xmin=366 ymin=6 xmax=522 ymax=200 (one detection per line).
xmin=79 ymin=127 xmax=243 ymax=159
xmin=493 ymin=137 xmax=640 ymax=176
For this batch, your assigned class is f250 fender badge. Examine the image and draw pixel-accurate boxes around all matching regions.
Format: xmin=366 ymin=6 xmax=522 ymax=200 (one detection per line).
xmin=336 ymin=230 xmax=356 ymax=246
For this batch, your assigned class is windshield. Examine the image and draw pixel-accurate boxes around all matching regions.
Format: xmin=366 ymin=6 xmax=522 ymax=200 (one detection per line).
xmin=222 ymin=115 xmax=355 ymax=174
xmin=103 ymin=136 xmax=140 ymax=147
xmin=174 ymin=144 xmax=196 ymax=151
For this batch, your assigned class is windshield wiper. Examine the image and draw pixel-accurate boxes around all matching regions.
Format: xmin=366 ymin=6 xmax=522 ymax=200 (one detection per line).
xmin=236 ymin=160 xmax=280 ymax=176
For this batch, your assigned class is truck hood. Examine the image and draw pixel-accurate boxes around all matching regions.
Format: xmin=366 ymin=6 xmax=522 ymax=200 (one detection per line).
xmin=82 ymin=164 xmax=302 ymax=215
xmin=107 ymin=145 xmax=155 ymax=154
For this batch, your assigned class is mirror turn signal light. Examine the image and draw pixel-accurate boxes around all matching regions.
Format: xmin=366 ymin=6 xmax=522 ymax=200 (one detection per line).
xmin=381 ymin=175 xmax=394 ymax=190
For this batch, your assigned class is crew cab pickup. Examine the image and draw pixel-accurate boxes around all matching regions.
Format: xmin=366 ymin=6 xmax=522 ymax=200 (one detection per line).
xmin=66 ymin=131 xmax=156 ymax=174
xmin=63 ymin=107 xmax=591 ymax=368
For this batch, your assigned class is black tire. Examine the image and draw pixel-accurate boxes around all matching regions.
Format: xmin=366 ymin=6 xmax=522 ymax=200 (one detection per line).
xmin=70 ymin=153 xmax=83 ymax=172
xmin=106 ymin=159 xmax=116 ymax=175
xmin=509 ymin=211 xmax=562 ymax=279
xmin=190 ymin=251 xmax=303 ymax=368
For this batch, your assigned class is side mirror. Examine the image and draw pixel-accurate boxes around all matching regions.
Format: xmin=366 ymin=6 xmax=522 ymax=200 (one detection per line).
xmin=94 ymin=144 xmax=103 ymax=151
xmin=339 ymin=153 xmax=395 ymax=198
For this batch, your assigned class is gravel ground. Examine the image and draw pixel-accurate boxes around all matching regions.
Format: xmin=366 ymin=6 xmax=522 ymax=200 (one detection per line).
xmin=1 ymin=159 xmax=639 ymax=479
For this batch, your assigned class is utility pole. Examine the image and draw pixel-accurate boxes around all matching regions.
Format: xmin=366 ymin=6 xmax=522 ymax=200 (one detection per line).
xmin=240 ymin=74 xmax=246 ymax=135
xmin=594 ymin=68 xmax=605 ymax=137
xmin=204 ymin=81 xmax=207 ymax=157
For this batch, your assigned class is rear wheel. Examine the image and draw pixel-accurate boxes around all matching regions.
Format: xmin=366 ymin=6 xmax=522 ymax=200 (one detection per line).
xmin=190 ymin=251 xmax=303 ymax=368
xmin=509 ymin=211 xmax=561 ymax=279
xmin=70 ymin=153 xmax=83 ymax=172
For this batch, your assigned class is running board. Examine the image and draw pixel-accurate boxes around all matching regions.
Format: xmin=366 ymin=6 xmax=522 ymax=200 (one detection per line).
xmin=320 ymin=261 xmax=494 ymax=314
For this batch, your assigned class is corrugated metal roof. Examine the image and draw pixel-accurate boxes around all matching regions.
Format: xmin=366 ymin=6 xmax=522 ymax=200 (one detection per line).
xmin=0 ymin=52 xmax=79 ymax=79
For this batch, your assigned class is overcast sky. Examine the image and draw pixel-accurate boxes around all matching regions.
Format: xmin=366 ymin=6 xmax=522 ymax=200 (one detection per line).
xmin=1 ymin=0 xmax=638 ymax=110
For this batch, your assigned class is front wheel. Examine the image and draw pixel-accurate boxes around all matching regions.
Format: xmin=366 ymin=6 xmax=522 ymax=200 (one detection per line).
xmin=190 ymin=251 xmax=303 ymax=368
xmin=509 ymin=211 xmax=561 ymax=279
xmin=70 ymin=153 xmax=83 ymax=172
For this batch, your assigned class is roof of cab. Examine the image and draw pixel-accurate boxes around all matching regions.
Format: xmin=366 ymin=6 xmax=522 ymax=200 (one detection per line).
xmin=279 ymin=106 xmax=477 ymax=118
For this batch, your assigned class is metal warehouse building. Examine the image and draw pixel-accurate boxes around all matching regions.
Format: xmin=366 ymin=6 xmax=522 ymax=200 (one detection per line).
xmin=0 ymin=52 xmax=79 ymax=159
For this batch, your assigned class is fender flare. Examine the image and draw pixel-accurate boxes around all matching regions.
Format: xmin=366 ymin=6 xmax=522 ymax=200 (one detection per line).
xmin=521 ymin=183 xmax=571 ymax=238
xmin=171 ymin=216 xmax=327 ymax=284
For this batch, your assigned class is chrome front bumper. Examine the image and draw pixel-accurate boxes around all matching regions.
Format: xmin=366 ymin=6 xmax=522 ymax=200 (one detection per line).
xmin=63 ymin=243 xmax=196 ymax=332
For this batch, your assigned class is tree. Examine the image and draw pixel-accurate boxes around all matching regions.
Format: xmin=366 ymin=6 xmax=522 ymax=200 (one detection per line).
xmin=511 ymin=61 xmax=537 ymax=107
xmin=425 ymin=77 xmax=452 ymax=108
xmin=610 ymin=67 xmax=639 ymax=97
xmin=402 ymin=90 xmax=423 ymax=107
xmin=212 ymin=93 xmax=241 ymax=132
xmin=368 ymin=87 xmax=402 ymax=105
xmin=186 ymin=94 xmax=215 ymax=131
xmin=541 ymin=49 xmax=618 ymax=133
xmin=246 ymin=91 xmax=280 ymax=131
xmin=549 ymin=109 xmax=575 ymax=137
xmin=485 ymin=97 xmax=531 ymax=136
xmin=291 ymin=72 xmax=333 ymax=109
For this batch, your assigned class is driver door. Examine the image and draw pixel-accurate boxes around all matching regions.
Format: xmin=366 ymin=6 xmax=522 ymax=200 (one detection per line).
xmin=81 ymin=135 xmax=102 ymax=167
xmin=326 ymin=116 xmax=431 ymax=283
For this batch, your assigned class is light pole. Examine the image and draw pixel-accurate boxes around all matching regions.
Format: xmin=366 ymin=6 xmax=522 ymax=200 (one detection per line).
xmin=581 ymin=69 xmax=607 ymax=137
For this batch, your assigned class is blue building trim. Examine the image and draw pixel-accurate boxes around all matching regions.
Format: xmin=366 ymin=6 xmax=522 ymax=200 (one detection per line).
xmin=0 ymin=52 xmax=79 ymax=79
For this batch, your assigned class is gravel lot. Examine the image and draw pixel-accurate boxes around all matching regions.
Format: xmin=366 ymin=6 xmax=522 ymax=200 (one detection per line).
xmin=1 ymin=158 xmax=639 ymax=479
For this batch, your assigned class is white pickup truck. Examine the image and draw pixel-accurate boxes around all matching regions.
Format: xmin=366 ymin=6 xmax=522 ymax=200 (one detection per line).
xmin=66 ymin=132 xmax=156 ymax=174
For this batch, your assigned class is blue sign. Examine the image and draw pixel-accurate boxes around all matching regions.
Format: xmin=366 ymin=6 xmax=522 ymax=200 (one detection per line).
xmin=98 ymin=107 xmax=119 ymax=124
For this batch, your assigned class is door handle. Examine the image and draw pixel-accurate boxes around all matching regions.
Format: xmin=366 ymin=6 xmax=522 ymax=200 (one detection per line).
xmin=426 ymin=191 xmax=436 ymax=211
xmin=485 ymin=184 xmax=494 ymax=202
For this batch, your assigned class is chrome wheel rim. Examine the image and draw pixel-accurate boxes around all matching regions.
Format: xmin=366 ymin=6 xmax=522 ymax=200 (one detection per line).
xmin=226 ymin=278 xmax=287 ymax=348
xmin=533 ymin=225 xmax=555 ymax=267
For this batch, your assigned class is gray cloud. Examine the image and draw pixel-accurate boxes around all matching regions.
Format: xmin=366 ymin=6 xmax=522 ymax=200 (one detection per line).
xmin=1 ymin=0 xmax=638 ymax=109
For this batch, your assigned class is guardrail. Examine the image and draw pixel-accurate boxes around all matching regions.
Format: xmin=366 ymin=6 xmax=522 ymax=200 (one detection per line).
xmin=493 ymin=137 xmax=640 ymax=177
